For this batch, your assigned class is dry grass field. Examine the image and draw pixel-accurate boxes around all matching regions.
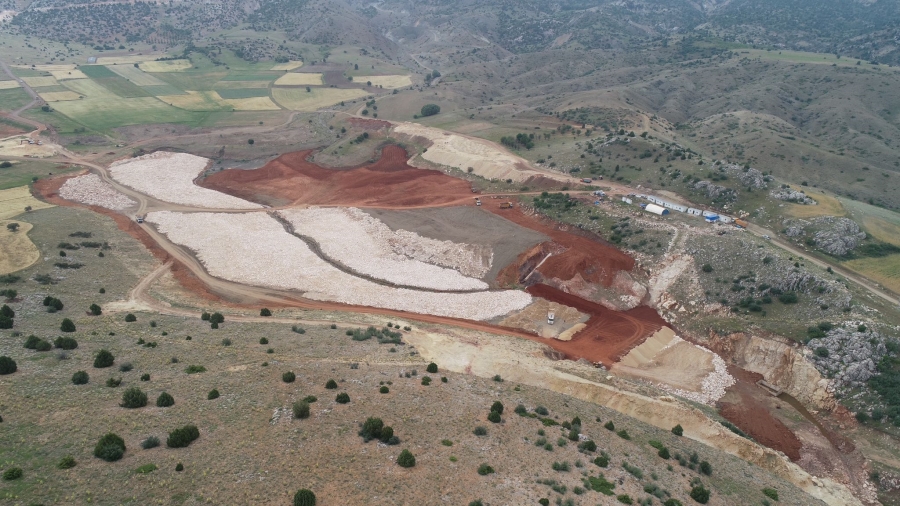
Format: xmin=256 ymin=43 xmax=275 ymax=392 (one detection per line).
xmin=223 ymin=96 xmax=281 ymax=111
xmin=0 ymin=219 xmax=39 ymax=274
xmin=271 ymin=61 xmax=304 ymax=71
xmin=0 ymin=186 xmax=55 ymax=220
xmin=39 ymin=91 xmax=82 ymax=102
xmin=273 ymin=73 xmax=324 ymax=86
xmin=48 ymin=69 xmax=88 ymax=80
xmin=0 ymin=80 xmax=21 ymax=90
xmin=159 ymin=91 xmax=231 ymax=111
xmin=271 ymin=87 xmax=367 ymax=111
xmin=785 ymin=189 xmax=846 ymax=218
xmin=844 ymin=256 xmax=900 ymax=293
xmin=20 ymin=76 xmax=59 ymax=88
xmin=107 ymin=65 xmax=169 ymax=87
xmin=352 ymin=75 xmax=412 ymax=88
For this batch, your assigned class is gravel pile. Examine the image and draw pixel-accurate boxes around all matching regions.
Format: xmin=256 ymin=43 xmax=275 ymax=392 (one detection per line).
xmin=148 ymin=211 xmax=531 ymax=320
xmin=280 ymin=207 xmax=490 ymax=290
xmin=59 ymin=174 xmax=136 ymax=210
xmin=110 ymin=151 xmax=263 ymax=210
xmin=656 ymin=338 xmax=735 ymax=405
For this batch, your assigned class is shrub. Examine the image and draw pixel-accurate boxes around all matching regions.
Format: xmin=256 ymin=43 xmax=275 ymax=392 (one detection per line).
xmin=106 ymin=377 xmax=122 ymax=387
xmin=58 ymin=456 xmax=77 ymax=469
xmin=293 ymin=489 xmax=317 ymax=506
xmin=441 ymin=439 xmax=453 ymax=446
xmin=487 ymin=410 xmax=501 ymax=423
xmin=699 ymin=461 xmax=712 ymax=475
xmin=166 ymin=425 xmax=200 ymax=448
xmin=24 ymin=335 xmax=41 ymax=349
xmin=283 ymin=371 xmax=296 ymax=383
xmin=121 ymin=387 xmax=148 ymax=408
xmin=119 ymin=362 xmax=133 ymax=372
xmin=185 ymin=365 xmax=206 ymax=374
xmin=762 ymin=488 xmax=779 ymax=501
xmin=397 ymin=449 xmax=416 ymax=468
xmin=477 ymin=463 xmax=495 ymax=475
xmin=616 ymin=495 xmax=633 ymax=504
xmin=701 ymin=264 xmax=713 ymax=273
xmin=260 ymin=308 xmax=272 ymax=316
xmin=259 ymin=337 xmax=268 ymax=345
xmin=616 ymin=429 xmax=631 ymax=440
xmin=135 ymin=463 xmax=157 ymax=474
xmin=658 ymin=447 xmax=671 ymax=459
xmin=0 ymin=304 xmax=13 ymax=318
xmin=0 ymin=315 xmax=11 ymax=329
xmin=54 ymin=336 xmax=78 ymax=350
xmin=586 ymin=474 xmax=615 ymax=495
xmin=379 ymin=386 xmax=390 ymax=394
xmin=622 ymin=462 xmax=643 ymax=479
xmin=140 ymin=436 xmax=160 ymax=449
xmin=201 ymin=312 xmax=210 ymax=321
xmin=60 ymin=318 xmax=76 ymax=333
xmin=672 ymin=424 xmax=683 ymax=436
xmin=335 ymin=392 xmax=350 ymax=404
xmin=469 ymin=501 xmax=484 ymax=506
xmin=293 ymin=400 xmax=311 ymax=419
xmin=35 ymin=339 xmax=52 ymax=351
xmin=3 ymin=467 xmax=23 ymax=481
xmin=0 ymin=356 xmax=16 ymax=375
xmin=604 ymin=420 xmax=615 ymax=431
xmin=778 ymin=292 xmax=798 ymax=304
xmin=221 ymin=338 xmax=231 ymax=346
xmin=492 ymin=374 xmax=503 ymax=382
xmin=578 ymin=440 xmax=597 ymax=452
xmin=325 ymin=379 xmax=338 ymax=389
xmin=176 ymin=462 xmax=184 ymax=471
xmin=473 ymin=426 xmax=487 ymax=436
xmin=690 ymin=485 xmax=710 ymax=504
xmin=72 ymin=370 xmax=89 ymax=384
xmin=94 ymin=432 xmax=126 ymax=461
xmin=208 ymin=389 xmax=220 ymax=400
xmin=490 ymin=401 xmax=504 ymax=414
xmin=93 ymin=349 xmax=114 ymax=368
xmin=593 ymin=454 xmax=609 ymax=468
xmin=89 ymin=303 xmax=102 ymax=316
xmin=210 ymin=312 xmax=225 ymax=324
xmin=664 ymin=500 xmax=683 ymax=506
xmin=125 ymin=313 xmax=137 ymax=322
xmin=140 ymin=373 xmax=150 ymax=381
xmin=43 ymin=296 xmax=64 ymax=310
xmin=156 ymin=392 xmax=175 ymax=407
xmin=535 ymin=406 xmax=549 ymax=416
xmin=552 ymin=461 xmax=570 ymax=472
xmin=426 ymin=362 xmax=438 ymax=373
xmin=421 ymin=376 xmax=431 ymax=386
xmin=359 ymin=417 xmax=385 ymax=441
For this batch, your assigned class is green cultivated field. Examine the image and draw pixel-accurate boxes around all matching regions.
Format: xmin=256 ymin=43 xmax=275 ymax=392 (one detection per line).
xmin=215 ymin=88 xmax=270 ymax=99
xmin=0 ymin=88 xmax=33 ymax=112
xmin=0 ymin=160 xmax=78 ymax=190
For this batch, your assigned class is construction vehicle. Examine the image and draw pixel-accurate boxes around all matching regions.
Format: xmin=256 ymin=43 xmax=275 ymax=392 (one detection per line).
xmin=547 ymin=311 xmax=555 ymax=325
xmin=136 ymin=216 xmax=144 ymax=224
xmin=499 ymin=202 xmax=514 ymax=209
xmin=734 ymin=218 xmax=749 ymax=228
xmin=581 ymin=178 xmax=592 ymax=183
xmin=475 ymin=198 xmax=481 ymax=206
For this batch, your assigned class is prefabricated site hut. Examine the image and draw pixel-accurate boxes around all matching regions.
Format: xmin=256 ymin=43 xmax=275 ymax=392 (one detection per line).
xmin=646 ymin=195 xmax=688 ymax=213
xmin=644 ymin=203 xmax=669 ymax=216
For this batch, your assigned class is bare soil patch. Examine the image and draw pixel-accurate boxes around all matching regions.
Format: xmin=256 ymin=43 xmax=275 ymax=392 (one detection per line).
xmin=524 ymin=284 xmax=666 ymax=365
xmin=200 ymin=145 xmax=478 ymax=208
xmin=363 ymin=207 xmax=547 ymax=284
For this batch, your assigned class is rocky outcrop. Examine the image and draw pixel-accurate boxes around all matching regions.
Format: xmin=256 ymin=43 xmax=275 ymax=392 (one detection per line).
xmin=723 ymin=163 xmax=769 ymax=189
xmin=708 ymin=332 xmax=835 ymax=410
xmin=693 ymin=180 xmax=737 ymax=201
xmin=807 ymin=327 xmax=889 ymax=392
xmin=781 ymin=217 xmax=866 ymax=256
xmin=771 ymin=188 xmax=817 ymax=205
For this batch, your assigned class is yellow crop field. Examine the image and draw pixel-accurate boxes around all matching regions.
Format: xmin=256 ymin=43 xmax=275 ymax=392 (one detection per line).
xmin=271 ymin=61 xmax=304 ymax=71
xmin=272 ymin=87 xmax=367 ymax=111
xmin=223 ymin=97 xmax=281 ymax=111
xmin=0 ymin=219 xmax=40 ymax=275
xmin=863 ymin=217 xmax=900 ymax=247
xmin=13 ymin=64 xmax=76 ymax=71
xmin=159 ymin=90 xmax=230 ymax=111
xmin=0 ymin=186 xmax=54 ymax=220
xmin=39 ymin=91 xmax=82 ymax=102
xmin=215 ymin=81 xmax=272 ymax=89
xmin=844 ymin=255 xmax=900 ymax=293
xmin=273 ymin=73 xmax=324 ymax=86
xmin=95 ymin=55 xmax=150 ymax=65
xmin=139 ymin=59 xmax=192 ymax=72
xmin=21 ymin=76 xmax=59 ymax=87
xmin=785 ymin=188 xmax=845 ymax=218
xmin=49 ymin=69 xmax=88 ymax=80
xmin=107 ymin=65 xmax=167 ymax=86
xmin=61 ymin=78 xmax=114 ymax=98
xmin=352 ymin=75 xmax=412 ymax=88
xmin=0 ymin=80 xmax=20 ymax=90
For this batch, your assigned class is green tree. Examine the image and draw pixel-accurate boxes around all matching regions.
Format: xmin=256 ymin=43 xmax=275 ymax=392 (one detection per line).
xmin=282 ymin=371 xmax=296 ymax=383
xmin=125 ymin=313 xmax=137 ymax=322
xmin=420 ymin=104 xmax=440 ymax=117
xmin=208 ymin=389 xmax=220 ymax=400
xmin=325 ymin=379 xmax=338 ymax=389
xmin=426 ymin=362 xmax=438 ymax=373
xmin=166 ymin=425 xmax=200 ymax=448
xmin=293 ymin=400 xmax=310 ymax=419
xmin=0 ymin=356 xmax=17 ymax=375
xmin=60 ymin=318 xmax=76 ymax=332
xmin=72 ymin=370 xmax=89 ymax=384
xmin=94 ymin=433 xmax=126 ymax=461
xmin=672 ymin=424 xmax=683 ymax=436
xmin=690 ymin=485 xmax=710 ymax=504
xmin=120 ymin=387 xmax=148 ymax=408
xmin=490 ymin=401 xmax=504 ymax=414
xmin=5 ymin=223 xmax=18 ymax=232
xmin=248 ymin=139 xmax=254 ymax=145
xmin=397 ymin=449 xmax=416 ymax=468
xmin=93 ymin=349 xmax=114 ymax=368
xmin=259 ymin=308 xmax=271 ymax=316
xmin=335 ymin=392 xmax=350 ymax=404
xmin=156 ymin=392 xmax=175 ymax=407
xmin=89 ymin=303 xmax=102 ymax=316
xmin=293 ymin=489 xmax=316 ymax=506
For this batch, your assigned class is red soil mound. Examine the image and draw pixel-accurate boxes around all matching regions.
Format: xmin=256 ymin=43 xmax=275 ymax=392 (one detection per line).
xmin=718 ymin=367 xmax=803 ymax=461
xmin=347 ymin=118 xmax=391 ymax=129
xmin=493 ymin=207 xmax=635 ymax=287
xmin=199 ymin=145 xmax=476 ymax=208
xmin=525 ymin=284 xmax=667 ymax=365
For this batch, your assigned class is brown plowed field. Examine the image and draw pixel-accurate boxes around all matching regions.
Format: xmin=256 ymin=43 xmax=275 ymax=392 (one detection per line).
xmin=492 ymin=206 xmax=635 ymax=287
xmin=525 ymin=284 xmax=667 ymax=365
xmin=199 ymin=145 xmax=476 ymax=207
xmin=347 ymin=118 xmax=392 ymax=129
